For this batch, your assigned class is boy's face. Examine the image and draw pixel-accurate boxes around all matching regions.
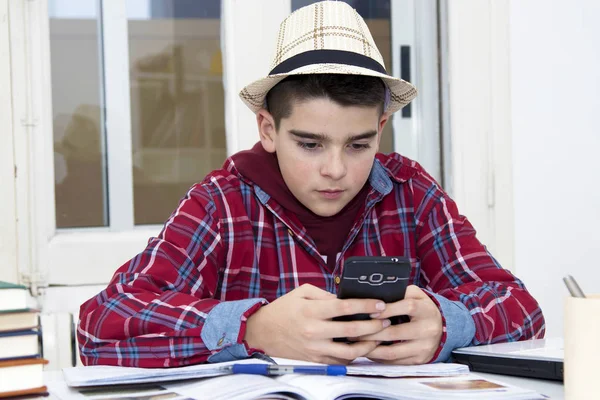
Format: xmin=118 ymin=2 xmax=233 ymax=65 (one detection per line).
xmin=258 ymin=97 xmax=388 ymax=217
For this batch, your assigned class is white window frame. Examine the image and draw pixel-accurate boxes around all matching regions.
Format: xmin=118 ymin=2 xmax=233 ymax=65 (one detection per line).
xmin=9 ymin=0 xmax=291 ymax=287
xmin=443 ymin=0 xmax=514 ymax=270
xmin=101 ymin=0 xmax=135 ymax=230
xmin=391 ymin=0 xmax=441 ymax=183
xmin=0 ymin=0 xmax=19 ymax=284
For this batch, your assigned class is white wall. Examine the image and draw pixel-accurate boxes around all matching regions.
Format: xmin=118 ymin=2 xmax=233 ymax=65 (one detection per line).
xmin=445 ymin=1 xmax=514 ymax=272
xmin=510 ymin=0 xmax=600 ymax=337
xmin=222 ymin=0 xmax=291 ymax=154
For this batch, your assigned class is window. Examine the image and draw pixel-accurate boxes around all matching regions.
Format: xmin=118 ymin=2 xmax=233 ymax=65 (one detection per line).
xmin=12 ymin=0 xmax=440 ymax=287
xmin=50 ymin=0 xmax=226 ymax=228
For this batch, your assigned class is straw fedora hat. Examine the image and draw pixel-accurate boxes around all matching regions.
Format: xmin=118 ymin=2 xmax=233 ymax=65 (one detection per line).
xmin=239 ymin=0 xmax=417 ymax=115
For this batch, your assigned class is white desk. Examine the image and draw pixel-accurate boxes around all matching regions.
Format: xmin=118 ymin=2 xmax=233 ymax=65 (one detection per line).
xmin=43 ymin=370 xmax=564 ymax=399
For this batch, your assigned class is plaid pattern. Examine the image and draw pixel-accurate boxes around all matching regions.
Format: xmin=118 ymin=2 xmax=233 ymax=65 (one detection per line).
xmin=77 ymin=152 xmax=545 ymax=367
xmin=239 ymin=1 xmax=418 ymax=114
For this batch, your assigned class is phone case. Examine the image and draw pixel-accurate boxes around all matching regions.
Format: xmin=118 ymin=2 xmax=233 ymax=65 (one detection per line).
xmin=337 ymin=256 xmax=412 ymax=303
xmin=334 ymin=256 xmax=412 ymax=330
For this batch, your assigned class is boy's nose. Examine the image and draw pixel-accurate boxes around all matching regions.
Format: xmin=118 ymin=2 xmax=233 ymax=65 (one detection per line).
xmin=320 ymin=153 xmax=347 ymax=180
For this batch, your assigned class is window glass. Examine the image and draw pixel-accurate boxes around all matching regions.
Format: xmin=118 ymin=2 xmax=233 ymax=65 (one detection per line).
xmin=49 ymin=0 xmax=107 ymax=228
xmin=128 ymin=0 xmax=226 ymax=224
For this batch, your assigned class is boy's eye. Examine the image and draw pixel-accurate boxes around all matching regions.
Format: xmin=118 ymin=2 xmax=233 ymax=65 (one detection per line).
xmin=297 ymin=142 xmax=319 ymax=150
xmin=350 ymin=143 xmax=370 ymax=151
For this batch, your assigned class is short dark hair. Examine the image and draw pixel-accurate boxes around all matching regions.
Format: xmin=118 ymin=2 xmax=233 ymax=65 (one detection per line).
xmin=266 ymin=74 xmax=386 ymax=130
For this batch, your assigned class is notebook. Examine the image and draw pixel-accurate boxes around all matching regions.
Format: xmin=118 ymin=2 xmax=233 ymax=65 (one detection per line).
xmin=51 ymin=371 xmax=546 ymax=400
xmin=63 ymin=357 xmax=469 ymax=387
xmin=165 ymin=373 xmax=546 ymax=400
xmin=452 ymin=338 xmax=563 ymax=381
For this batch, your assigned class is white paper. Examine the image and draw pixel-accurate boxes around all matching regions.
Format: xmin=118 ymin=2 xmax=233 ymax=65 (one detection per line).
xmin=166 ymin=374 xmax=311 ymax=400
xmin=162 ymin=373 xmax=545 ymax=400
xmin=62 ymin=358 xmax=269 ymax=387
xmin=272 ymin=357 xmax=469 ymax=377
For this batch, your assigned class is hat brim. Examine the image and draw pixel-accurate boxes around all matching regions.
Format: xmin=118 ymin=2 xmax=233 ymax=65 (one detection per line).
xmin=239 ymin=63 xmax=418 ymax=115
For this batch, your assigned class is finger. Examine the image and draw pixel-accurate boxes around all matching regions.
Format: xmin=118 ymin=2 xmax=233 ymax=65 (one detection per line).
xmin=312 ymin=298 xmax=386 ymax=319
xmin=404 ymin=285 xmax=428 ymax=299
xmin=297 ymin=283 xmax=337 ymax=300
xmin=325 ymin=318 xmax=391 ymax=340
xmin=369 ymin=297 xmax=430 ymax=320
xmin=364 ymin=340 xmax=424 ymax=361
xmin=358 ymin=320 xmax=431 ymax=342
xmin=323 ymin=340 xmax=380 ymax=362
xmin=368 ymin=285 xmax=428 ymax=319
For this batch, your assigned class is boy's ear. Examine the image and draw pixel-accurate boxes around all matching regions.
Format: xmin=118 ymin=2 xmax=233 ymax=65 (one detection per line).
xmin=378 ymin=113 xmax=390 ymax=132
xmin=256 ymin=109 xmax=277 ymax=153
xmin=377 ymin=113 xmax=390 ymax=147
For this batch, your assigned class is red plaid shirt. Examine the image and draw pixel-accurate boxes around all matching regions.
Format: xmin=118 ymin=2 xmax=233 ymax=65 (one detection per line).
xmin=77 ymin=152 xmax=545 ymax=367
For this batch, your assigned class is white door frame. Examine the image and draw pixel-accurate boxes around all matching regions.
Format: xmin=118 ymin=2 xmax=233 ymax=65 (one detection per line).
xmin=443 ymin=0 xmax=514 ymax=270
xmin=391 ymin=0 xmax=441 ymax=183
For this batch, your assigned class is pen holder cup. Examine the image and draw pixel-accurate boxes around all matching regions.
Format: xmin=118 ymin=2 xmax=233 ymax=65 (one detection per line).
xmin=564 ymin=295 xmax=600 ymax=400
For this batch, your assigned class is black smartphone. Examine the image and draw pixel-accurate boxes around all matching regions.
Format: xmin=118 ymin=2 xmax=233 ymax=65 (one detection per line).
xmin=333 ymin=256 xmax=412 ymax=342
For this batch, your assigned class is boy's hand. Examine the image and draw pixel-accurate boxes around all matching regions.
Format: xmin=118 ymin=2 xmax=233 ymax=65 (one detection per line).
xmin=245 ymin=284 xmax=390 ymax=364
xmin=359 ymin=285 xmax=443 ymax=364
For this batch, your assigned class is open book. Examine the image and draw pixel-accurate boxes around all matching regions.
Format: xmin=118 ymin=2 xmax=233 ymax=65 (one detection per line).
xmin=164 ymin=373 xmax=546 ymax=400
xmin=53 ymin=357 xmax=545 ymax=400
xmin=63 ymin=357 xmax=468 ymax=387
xmin=50 ymin=372 xmax=546 ymax=400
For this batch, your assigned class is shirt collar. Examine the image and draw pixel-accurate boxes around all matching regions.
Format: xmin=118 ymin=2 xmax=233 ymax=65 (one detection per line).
xmin=255 ymin=158 xmax=393 ymax=205
xmin=369 ymin=158 xmax=393 ymax=196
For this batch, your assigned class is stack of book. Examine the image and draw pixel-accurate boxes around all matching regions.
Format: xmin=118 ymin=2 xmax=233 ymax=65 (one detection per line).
xmin=0 ymin=281 xmax=48 ymax=398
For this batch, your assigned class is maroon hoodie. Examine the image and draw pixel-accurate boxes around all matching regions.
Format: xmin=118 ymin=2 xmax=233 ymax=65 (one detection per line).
xmin=231 ymin=142 xmax=369 ymax=271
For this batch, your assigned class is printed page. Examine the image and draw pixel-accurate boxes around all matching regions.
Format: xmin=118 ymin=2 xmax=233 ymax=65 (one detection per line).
xmin=360 ymin=374 xmax=546 ymax=400
xmin=62 ymin=358 xmax=270 ymax=387
xmin=271 ymin=357 xmax=469 ymax=377
xmin=277 ymin=374 xmax=545 ymax=400
xmin=165 ymin=374 xmax=310 ymax=400
xmin=47 ymin=379 xmax=194 ymax=400
xmin=277 ymin=375 xmax=398 ymax=400
xmin=346 ymin=358 xmax=469 ymax=377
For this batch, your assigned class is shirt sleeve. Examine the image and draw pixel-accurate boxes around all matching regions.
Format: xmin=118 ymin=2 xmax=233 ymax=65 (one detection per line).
xmin=77 ymin=184 xmax=267 ymax=367
xmin=416 ymin=190 xmax=545 ymax=362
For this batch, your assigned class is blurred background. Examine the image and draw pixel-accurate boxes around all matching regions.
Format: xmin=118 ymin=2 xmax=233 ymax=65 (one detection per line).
xmin=0 ymin=0 xmax=598 ymax=370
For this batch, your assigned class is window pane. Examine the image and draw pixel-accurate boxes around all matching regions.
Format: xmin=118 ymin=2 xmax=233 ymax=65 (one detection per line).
xmin=127 ymin=0 xmax=226 ymax=225
xmin=291 ymin=0 xmax=393 ymax=154
xmin=49 ymin=0 xmax=108 ymax=228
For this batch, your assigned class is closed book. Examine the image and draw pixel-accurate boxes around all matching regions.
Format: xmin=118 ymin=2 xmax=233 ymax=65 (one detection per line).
xmin=0 ymin=358 xmax=48 ymax=397
xmin=0 ymin=282 xmax=28 ymax=312
xmin=0 ymin=330 xmax=40 ymax=360
xmin=0 ymin=309 xmax=39 ymax=333
xmin=0 ymin=385 xmax=47 ymax=399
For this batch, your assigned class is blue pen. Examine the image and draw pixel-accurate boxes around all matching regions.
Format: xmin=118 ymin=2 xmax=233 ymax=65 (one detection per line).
xmin=223 ymin=363 xmax=347 ymax=376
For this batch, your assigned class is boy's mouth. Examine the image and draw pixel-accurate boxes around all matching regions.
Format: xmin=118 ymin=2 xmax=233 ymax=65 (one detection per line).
xmin=317 ymin=189 xmax=345 ymax=199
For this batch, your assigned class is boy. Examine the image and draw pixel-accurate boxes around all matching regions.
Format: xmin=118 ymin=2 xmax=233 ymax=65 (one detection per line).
xmin=78 ymin=1 xmax=544 ymax=367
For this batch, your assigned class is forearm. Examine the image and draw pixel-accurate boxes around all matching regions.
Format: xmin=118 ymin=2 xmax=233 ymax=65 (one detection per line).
xmin=423 ymin=273 xmax=544 ymax=363
xmin=417 ymin=192 xmax=545 ymax=353
xmin=437 ymin=278 xmax=545 ymax=345
xmin=77 ymin=279 xmax=267 ymax=367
